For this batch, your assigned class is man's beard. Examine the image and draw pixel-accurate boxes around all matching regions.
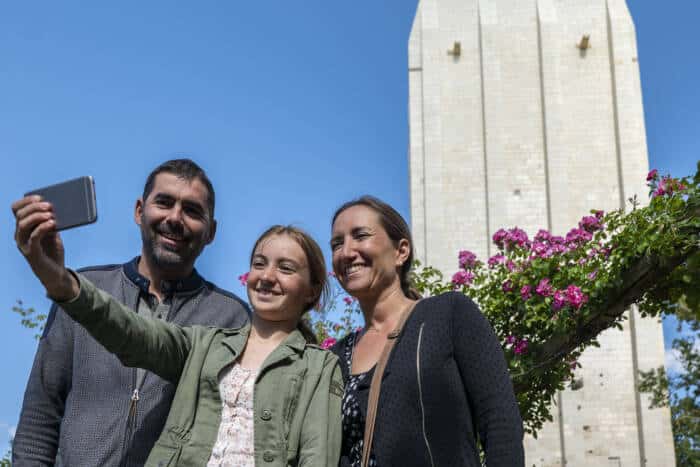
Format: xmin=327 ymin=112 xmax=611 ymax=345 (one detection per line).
xmin=140 ymin=219 xmax=200 ymax=273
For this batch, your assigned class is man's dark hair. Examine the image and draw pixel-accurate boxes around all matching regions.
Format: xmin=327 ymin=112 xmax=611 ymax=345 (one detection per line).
xmin=142 ymin=159 xmax=216 ymax=218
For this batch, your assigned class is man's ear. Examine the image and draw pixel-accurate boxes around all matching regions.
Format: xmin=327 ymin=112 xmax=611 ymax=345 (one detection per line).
xmin=134 ymin=198 xmax=144 ymax=226
xmin=396 ymin=238 xmax=411 ymax=266
xmin=207 ymin=219 xmax=217 ymax=245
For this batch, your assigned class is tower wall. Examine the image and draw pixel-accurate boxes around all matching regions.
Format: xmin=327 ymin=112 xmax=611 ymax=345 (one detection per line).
xmin=408 ymin=1 xmax=675 ymax=465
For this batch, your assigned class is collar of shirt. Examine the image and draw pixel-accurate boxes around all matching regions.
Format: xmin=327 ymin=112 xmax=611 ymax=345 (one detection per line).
xmin=124 ymin=256 xmax=204 ymax=297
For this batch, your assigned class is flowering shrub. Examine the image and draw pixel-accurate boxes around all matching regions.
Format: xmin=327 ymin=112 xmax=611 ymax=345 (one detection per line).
xmin=648 ymin=169 xmax=688 ymax=198
xmin=409 ymin=165 xmax=700 ymax=434
xmin=307 ymin=273 xmax=363 ymax=348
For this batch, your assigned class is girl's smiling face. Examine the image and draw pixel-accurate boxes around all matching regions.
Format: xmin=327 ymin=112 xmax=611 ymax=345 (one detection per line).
xmin=247 ymin=233 xmax=315 ymax=325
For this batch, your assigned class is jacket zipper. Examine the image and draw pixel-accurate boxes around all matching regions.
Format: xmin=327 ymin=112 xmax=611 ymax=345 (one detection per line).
xmin=120 ymin=293 xmax=159 ymax=467
xmin=128 ymin=388 xmax=140 ymax=421
xmin=417 ymin=323 xmax=436 ymax=467
xmin=120 ymin=371 xmax=139 ymax=467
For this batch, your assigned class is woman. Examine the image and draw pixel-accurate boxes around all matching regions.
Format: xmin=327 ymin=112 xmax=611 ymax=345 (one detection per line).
xmin=329 ymin=196 xmax=524 ymax=467
xmin=13 ymin=197 xmax=342 ymax=467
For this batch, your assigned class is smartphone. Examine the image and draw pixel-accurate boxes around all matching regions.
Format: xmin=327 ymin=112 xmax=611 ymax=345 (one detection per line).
xmin=25 ymin=176 xmax=98 ymax=231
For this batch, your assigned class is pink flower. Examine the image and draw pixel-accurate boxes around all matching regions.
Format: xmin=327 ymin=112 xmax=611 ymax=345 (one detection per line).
xmin=532 ymin=242 xmax=551 ymax=258
xmin=566 ymin=228 xmax=593 ymax=245
xmin=565 ymin=285 xmax=588 ymax=310
xmin=492 ymin=226 xmax=531 ymax=251
xmin=552 ymin=290 xmax=567 ymax=311
xmin=506 ymin=335 xmax=529 ymax=355
xmin=520 ymin=285 xmax=532 ymax=301
xmin=488 ymin=254 xmax=506 ymax=268
xmin=587 ymin=270 xmax=598 ymax=281
xmin=534 ymin=229 xmax=551 ymax=242
xmin=320 ymin=337 xmax=337 ymax=350
xmin=646 ymin=169 xmax=658 ymax=182
xmin=550 ymin=235 xmax=565 ymax=245
xmin=550 ymin=243 xmax=568 ymax=255
xmin=594 ymin=210 xmax=605 ymax=220
xmin=502 ymin=280 xmax=514 ymax=293
xmin=238 ymin=272 xmax=249 ymax=286
xmin=514 ymin=339 xmax=529 ymax=355
xmin=492 ymin=229 xmax=508 ymax=248
xmin=505 ymin=227 xmax=530 ymax=250
xmin=578 ymin=215 xmax=602 ymax=233
xmin=343 ymin=296 xmax=354 ymax=305
xmin=458 ymin=250 xmax=479 ymax=269
xmin=536 ymin=278 xmax=553 ymax=297
xmin=652 ymin=176 xmax=688 ymax=198
xmin=451 ymin=270 xmax=475 ymax=287
xmin=506 ymin=260 xmax=517 ymax=272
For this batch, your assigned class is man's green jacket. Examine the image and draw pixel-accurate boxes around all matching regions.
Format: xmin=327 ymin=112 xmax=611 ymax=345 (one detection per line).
xmin=61 ymin=274 xmax=344 ymax=467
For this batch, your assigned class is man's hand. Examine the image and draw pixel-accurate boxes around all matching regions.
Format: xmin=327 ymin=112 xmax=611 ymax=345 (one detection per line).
xmin=12 ymin=196 xmax=79 ymax=302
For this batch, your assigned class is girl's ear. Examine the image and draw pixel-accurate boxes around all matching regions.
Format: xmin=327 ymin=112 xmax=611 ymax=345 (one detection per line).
xmin=305 ymin=285 xmax=321 ymax=312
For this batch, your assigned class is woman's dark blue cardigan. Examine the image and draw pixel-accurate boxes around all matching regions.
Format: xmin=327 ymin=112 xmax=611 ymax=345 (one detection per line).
xmin=332 ymin=292 xmax=525 ymax=467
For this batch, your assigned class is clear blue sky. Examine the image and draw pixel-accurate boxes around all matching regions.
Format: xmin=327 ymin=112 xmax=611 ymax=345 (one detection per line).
xmin=0 ymin=1 xmax=697 ymax=451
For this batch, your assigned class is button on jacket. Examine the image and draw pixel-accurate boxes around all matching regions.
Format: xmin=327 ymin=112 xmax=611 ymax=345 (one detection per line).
xmin=12 ymin=258 xmax=250 ymax=467
xmin=60 ymin=274 xmax=344 ymax=467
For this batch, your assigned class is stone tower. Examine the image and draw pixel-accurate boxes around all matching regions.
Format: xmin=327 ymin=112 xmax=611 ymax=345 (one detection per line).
xmin=407 ymin=0 xmax=675 ymax=465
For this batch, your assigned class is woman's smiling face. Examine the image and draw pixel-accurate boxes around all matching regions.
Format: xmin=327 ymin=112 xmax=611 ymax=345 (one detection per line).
xmin=247 ymin=233 xmax=314 ymax=325
xmin=330 ymin=205 xmax=405 ymax=300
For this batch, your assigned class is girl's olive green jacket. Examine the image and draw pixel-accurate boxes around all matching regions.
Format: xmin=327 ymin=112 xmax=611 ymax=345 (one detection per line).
xmin=60 ymin=274 xmax=344 ymax=467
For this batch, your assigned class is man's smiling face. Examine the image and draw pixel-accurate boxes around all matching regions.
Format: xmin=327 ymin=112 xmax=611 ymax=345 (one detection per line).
xmin=135 ymin=172 xmax=215 ymax=275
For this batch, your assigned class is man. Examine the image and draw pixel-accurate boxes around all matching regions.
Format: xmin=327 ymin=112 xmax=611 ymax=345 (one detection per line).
xmin=12 ymin=159 xmax=250 ymax=466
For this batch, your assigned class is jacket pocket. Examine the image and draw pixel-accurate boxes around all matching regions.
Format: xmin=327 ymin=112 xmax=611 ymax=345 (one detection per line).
xmin=147 ymin=444 xmax=182 ymax=467
xmin=147 ymin=428 xmax=189 ymax=467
